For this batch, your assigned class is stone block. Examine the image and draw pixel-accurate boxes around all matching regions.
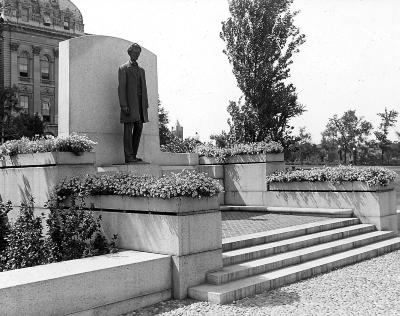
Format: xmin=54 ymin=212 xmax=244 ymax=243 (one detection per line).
xmin=0 ymin=251 xmax=171 ymax=316
xmin=196 ymin=165 xmax=224 ymax=179
xmin=172 ymin=249 xmax=222 ymax=299
xmin=98 ymin=210 xmax=222 ymax=256
xmin=155 ymin=152 xmax=199 ymax=166
xmin=84 ymin=195 xmax=219 ymax=214
xmin=0 ymin=165 xmax=95 ymax=208
xmin=225 ymin=191 xmax=265 ymax=206
xmin=0 ymin=152 xmax=95 ymax=168
xmin=98 ymin=163 xmax=162 ymax=177
xmin=224 ymin=163 xmax=266 ymax=192
xmin=358 ymin=214 xmax=398 ymax=233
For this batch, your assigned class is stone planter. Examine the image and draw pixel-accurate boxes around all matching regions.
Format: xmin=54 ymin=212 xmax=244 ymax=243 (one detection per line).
xmin=265 ymin=181 xmax=397 ymax=233
xmin=0 ymin=152 xmax=95 ymax=168
xmin=78 ymin=194 xmax=222 ymax=299
xmin=199 ymin=153 xmax=284 ymax=165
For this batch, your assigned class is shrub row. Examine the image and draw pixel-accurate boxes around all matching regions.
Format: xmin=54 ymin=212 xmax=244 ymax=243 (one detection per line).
xmin=0 ymin=201 xmax=117 ymax=272
xmin=195 ymin=141 xmax=283 ymax=163
xmin=0 ymin=133 xmax=97 ymax=158
xmin=53 ymin=170 xmax=223 ymax=202
xmin=266 ymin=165 xmax=397 ymax=186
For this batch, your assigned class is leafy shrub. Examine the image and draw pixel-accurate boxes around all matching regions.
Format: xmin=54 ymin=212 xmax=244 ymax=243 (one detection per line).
xmin=161 ymin=136 xmax=201 ymax=153
xmin=47 ymin=202 xmax=117 ymax=261
xmin=0 ymin=133 xmax=96 ymax=158
xmin=195 ymin=140 xmax=283 ymax=163
xmin=0 ymin=202 xmax=52 ymax=271
xmin=266 ymin=165 xmax=397 ymax=186
xmin=53 ymin=170 xmax=222 ymax=201
xmin=0 ymin=201 xmax=12 ymax=254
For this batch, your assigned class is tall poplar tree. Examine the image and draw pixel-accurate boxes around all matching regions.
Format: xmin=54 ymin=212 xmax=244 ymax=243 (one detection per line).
xmin=221 ymin=0 xmax=306 ymax=142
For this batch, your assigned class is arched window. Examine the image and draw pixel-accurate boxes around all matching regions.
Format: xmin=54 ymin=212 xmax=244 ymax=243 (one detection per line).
xmin=18 ymin=52 xmax=30 ymax=78
xmin=41 ymin=55 xmax=50 ymax=80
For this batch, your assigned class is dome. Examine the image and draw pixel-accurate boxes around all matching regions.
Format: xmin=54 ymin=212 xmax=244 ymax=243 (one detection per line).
xmin=1 ymin=0 xmax=84 ymax=33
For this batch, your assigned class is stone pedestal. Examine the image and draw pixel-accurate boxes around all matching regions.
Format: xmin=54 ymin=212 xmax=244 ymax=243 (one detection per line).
xmin=81 ymin=195 xmax=223 ymax=299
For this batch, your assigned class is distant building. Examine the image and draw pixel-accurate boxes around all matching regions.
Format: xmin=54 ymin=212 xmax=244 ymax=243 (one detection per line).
xmin=172 ymin=120 xmax=183 ymax=140
xmin=0 ymin=0 xmax=85 ymax=135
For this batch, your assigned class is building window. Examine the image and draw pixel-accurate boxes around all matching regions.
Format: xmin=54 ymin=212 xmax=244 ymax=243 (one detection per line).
xmin=21 ymin=8 xmax=29 ymax=22
xmin=41 ymin=56 xmax=50 ymax=80
xmin=64 ymin=17 xmax=70 ymax=30
xmin=20 ymin=95 xmax=29 ymax=113
xmin=41 ymin=97 xmax=50 ymax=122
xmin=43 ymin=13 xmax=51 ymax=26
xmin=18 ymin=52 xmax=30 ymax=78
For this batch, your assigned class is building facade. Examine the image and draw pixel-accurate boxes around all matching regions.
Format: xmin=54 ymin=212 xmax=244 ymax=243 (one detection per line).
xmin=0 ymin=0 xmax=84 ymax=135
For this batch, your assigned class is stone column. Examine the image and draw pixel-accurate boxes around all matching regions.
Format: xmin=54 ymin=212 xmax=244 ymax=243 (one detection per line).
xmin=53 ymin=48 xmax=59 ymax=125
xmin=10 ymin=42 xmax=19 ymax=85
xmin=32 ymin=45 xmax=41 ymax=115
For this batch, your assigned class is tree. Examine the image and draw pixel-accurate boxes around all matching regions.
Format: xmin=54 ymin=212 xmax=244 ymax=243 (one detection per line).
xmin=221 ymin=0 xmax=306 ymax=142
xmin=321 ymin=110 xmax=373 ymax=164
xmin=374 ymin=107 xmax=398 ymax=164
xmin=158 ymin=100 xmax=174 ymax=146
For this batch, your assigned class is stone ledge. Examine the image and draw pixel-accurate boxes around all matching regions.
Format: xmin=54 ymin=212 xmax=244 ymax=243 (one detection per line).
xmin=268 ymin=181 xmax=394 ymax=192
xmin=0 ymin=251 xmax=171 ymax=316
xmin=78 ymin=195 xmax=220 ymax=214
xmin=0 ymin=152 xmax=96 ymax=168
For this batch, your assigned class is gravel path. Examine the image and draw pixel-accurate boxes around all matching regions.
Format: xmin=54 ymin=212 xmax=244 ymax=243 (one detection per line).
xmin=123 ymin=250 xmax=400 ymax=316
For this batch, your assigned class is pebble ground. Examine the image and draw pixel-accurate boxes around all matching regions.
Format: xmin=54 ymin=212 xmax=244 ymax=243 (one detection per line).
xmin=123 ymin=250 xmax=400 ymax=316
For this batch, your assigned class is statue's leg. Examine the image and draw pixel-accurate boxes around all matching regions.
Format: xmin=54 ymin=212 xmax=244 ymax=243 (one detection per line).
xmin=132 ymin=121 xmax=144 ymax=158
xmin=124 ymin=122 xmax=135 ymax=162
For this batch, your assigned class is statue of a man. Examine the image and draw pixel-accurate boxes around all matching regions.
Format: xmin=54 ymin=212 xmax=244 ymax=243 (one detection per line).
xmin=118 ymin=43 xmax=149 ymax=163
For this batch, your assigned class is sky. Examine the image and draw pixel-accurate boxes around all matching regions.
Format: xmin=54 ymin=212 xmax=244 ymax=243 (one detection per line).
xmin=75 ymin=0 xmax=400 ymax=143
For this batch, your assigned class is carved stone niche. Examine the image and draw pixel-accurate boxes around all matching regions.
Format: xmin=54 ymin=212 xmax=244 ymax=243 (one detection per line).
xmin=32 ymin=46 xmax=41 ymax=55
xmin=19 ymin=84 xmax=33 ymax=94
xmin=10 ymin=42 xmax=19 ymax=52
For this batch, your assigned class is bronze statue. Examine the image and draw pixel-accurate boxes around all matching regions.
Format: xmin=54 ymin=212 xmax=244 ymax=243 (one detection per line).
xmin=118 ymin=43 xmax=149 ymax=163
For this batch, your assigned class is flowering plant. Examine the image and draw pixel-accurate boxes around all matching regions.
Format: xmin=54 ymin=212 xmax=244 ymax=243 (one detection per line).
xmin=52 ymin=170 xmax=223 ymax=202
xmin=195 ymin=141 xmax=283 ymax=163
xmin=266 ymin=165 xmax=397 ymax=186
xmin=0 ymin=133 xmax=96 ymax=158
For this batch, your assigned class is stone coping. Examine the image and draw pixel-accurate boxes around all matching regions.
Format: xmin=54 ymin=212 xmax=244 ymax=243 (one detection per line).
xmin=0 ymin=152 xmax=95 ymax=168
xmin=199 ymin=153 xmax=284 ymax=165
xmin=0 ymin=250 xmax=169 ymax=288
xmin=268 ymin=181 xmax=395 ymax=192
xmin=71 ymin=195 xmax=220 ymax=214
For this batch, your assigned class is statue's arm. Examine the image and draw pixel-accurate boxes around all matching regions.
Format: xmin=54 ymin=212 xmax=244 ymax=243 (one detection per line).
xmin=118 ymin=67 xmax=127 ymax=108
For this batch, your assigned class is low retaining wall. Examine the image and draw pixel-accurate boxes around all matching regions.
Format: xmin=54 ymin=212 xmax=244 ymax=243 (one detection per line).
xmin=0 ymin=152 xmax=96 ymax=213
xmin=81 ymin=195 xmax=222 ymax=299
xmin=266 ymin=181 xmax=398 ymax=233
xmin=0 ymin=251 xmax=171 ymax=316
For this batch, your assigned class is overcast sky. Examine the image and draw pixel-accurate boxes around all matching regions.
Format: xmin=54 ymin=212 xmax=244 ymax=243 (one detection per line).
xmin=75 ymin=0 xmax=400 ymax=142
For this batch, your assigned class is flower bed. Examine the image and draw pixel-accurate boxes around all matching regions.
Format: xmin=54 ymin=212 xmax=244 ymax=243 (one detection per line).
xmin=54 ymin=170 xmax=223 ymax=202
xmin=195 ymin=141 xmax=284 ymax=164
xmin=266 ymin=166 xmax=397 ymax=187
xmin=0 ymin=133 xmax=96 ymax=158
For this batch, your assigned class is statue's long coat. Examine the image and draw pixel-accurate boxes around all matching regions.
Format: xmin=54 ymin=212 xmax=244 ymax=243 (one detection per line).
xmin=118 ymin=61 xmax=149 ymax=123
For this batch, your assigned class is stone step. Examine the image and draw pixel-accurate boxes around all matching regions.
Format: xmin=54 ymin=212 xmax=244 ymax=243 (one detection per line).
xmin=189 ymin=237 xmax=400 ymax=304
xmin=266 ymin=206 xmax=354 ymax=218
xmin=208 ymin=230 xmax=394 ymax=285
xmin=220 ymin=205 xmax=354 ymax=218
xmin=223 ymin=224 xmax=375 ymax=265
xmin=223 ymin=218 xmax=360 ymax=252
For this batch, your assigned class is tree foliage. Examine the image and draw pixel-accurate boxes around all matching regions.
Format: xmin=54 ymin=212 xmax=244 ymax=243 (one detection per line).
xmin=374 ymin=107 xmax=398 ymax=164
xmin=221 ymin=0 xmax=306 ymax=142
xmin=158 ymin=100 xmax=175 ymax=146
xmin=321 ymin=110 xmax=373 ymax=164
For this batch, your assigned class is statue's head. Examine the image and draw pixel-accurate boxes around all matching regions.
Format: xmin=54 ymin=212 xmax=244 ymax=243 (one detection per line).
xmin=127 ymin=43 xmax=141 ymax=62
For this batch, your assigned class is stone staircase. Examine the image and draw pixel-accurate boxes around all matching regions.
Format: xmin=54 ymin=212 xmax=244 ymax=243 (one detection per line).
xmin=188 ymin=218 xmax=400 ymax=304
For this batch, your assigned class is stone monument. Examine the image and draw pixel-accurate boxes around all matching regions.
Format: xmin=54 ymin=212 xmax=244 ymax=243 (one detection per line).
xmin=58 ymin=35 xmax=160 ymax=166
